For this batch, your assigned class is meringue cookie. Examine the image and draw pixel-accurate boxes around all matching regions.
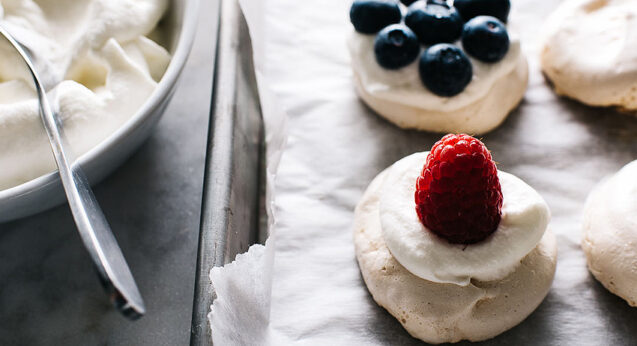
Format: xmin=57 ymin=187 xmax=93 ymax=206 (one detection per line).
xmin=353 ymin=163 xmax=557 ymax=344
xmin=0 ymin=0 xmax=170 ymax=190
xmin=583 ymin=160 xmax=637 ymax=307
xmin=348 ymin=29 xmax=528 ymax=134
xmin=540 ymin=0 xmax=637 ymax=111
xmin=379 ymin=152 xmax=550 ymax=286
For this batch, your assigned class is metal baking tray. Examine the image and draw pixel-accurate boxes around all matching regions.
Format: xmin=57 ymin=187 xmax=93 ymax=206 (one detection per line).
xmin=190 ymin=0 xmax=265 ymax=344
xmin=188 ymin=1 xmax=637 ymax=345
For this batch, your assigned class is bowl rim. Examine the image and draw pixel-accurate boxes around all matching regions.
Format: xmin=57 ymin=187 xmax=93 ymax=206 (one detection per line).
xmin=0 ymin=0 xmax=201 ymax=203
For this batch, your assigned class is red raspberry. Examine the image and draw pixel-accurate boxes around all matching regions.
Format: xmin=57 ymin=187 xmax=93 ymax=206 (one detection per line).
xmin=414 ymin=134 xmax=503 ymax=244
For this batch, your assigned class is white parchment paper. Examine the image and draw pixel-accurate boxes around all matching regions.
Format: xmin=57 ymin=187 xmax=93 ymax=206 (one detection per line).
xmin=210 ymin=0 xmax=637 ymax=344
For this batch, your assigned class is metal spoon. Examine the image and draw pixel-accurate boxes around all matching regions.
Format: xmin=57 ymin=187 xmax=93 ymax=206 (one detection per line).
xmin=0 ymin=24 xmax=145 ymax=319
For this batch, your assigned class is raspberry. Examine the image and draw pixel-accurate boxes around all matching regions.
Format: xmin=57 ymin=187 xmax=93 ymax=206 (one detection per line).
xmin=414 ymin=134 xmax=503 ymax=244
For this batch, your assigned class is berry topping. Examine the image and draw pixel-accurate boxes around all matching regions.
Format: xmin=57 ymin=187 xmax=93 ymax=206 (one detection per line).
xmin=374 ymin=24 xmax=421 ymax=69
xmin=415 ymin=134 xmax=503 ymax=244
xmin=404 ymin=2 xmax=464 ymax=45
xmin=462 ymin=16 xmax=509 ymax=63
xmin=403 ymin=0 xmax=447 ymax=5
xmin=419 ymin=44 xmax=472 ymax=97
xmin=350 ymin=0 xmax=402 ymax=34
xmin=453 ymin=0 xmax=511 ymax=23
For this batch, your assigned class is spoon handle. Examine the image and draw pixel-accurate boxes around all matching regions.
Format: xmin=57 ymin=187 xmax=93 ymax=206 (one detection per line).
xmin=0 ymin=25 xmax=145 ymax=319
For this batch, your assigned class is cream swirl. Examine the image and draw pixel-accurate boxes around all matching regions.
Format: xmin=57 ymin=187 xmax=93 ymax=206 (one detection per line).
xmin=378 ymin=152 xmax=550 ymax=286
xmin=347 ymin=29 xmax=523 ymax=112
xmin=541 ymin=0 xmax=637 ymax=109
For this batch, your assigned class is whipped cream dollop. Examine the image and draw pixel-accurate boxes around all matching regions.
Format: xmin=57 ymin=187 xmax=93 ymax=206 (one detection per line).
xmin=347 ymin=29 xmax=523 ymax=112
xmin=583 ymin=160 xmax=637 ymax=305
xmin=541 ymin=0 xmax=637 ymax=109
xmin=378 ymin=152 xmax=550 ymax=286
xmin=0 ymin=0 xmax=170 ymax=190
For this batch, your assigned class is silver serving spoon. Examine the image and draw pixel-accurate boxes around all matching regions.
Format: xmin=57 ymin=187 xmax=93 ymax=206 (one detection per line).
xmin=0 ymin=24 xmax=145 ymax=319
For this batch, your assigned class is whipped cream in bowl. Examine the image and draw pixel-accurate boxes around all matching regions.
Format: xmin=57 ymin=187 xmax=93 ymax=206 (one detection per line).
xmin=378 ymin=152 xmax=550 ymax=286
xmin=0 ymin=0 xmax=199 ymax=222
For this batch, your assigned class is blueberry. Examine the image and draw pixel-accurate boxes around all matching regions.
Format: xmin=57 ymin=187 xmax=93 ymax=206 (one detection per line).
xmin=374 ymin=24 xmax=420 ymax=69
xmin=462 ymin=16 xmax=509 ymax=63
xmin=350 ymin=0 xmax=402 ymax=34
xmin=402 ymin=0 xmax=447 ymax=6
xmin=453 ymin=0 xmax=511 ymax=23
xmin=405 ymin=2 xmax=463 ymax=45
xmin=419 ymin=44 xmax=473 ymax=97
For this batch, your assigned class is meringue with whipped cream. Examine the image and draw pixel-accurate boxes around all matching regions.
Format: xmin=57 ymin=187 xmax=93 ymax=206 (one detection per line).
xmin=347 ymin=4 xmax=528 ymax=134
xmin=583 ymin=160 xmax=637 ymax=307
xmin=541 ymin=0 xmax=637 ymax=111
xmin=353 ymin=152 xmax=557 ymax=343
xmin=380 ymin=152 xmax=550 ymax=285
xmin=0 ymin=0 xmax=170 ymax=190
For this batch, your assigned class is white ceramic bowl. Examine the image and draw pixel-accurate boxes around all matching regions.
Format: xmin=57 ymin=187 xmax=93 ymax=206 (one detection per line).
xmin=0 ymin=0 xmax=200 ymax=223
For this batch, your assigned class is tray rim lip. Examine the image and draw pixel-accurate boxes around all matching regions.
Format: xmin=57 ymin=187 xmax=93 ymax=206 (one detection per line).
xmin=0 ymin=0 xmax=201 ymax=220
xmin=190 ymin=0 xmax=264 ymax=344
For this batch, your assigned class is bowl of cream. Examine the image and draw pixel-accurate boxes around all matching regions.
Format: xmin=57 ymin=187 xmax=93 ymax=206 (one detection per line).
xmin=0 ymin=0 xmax=199 ymax=222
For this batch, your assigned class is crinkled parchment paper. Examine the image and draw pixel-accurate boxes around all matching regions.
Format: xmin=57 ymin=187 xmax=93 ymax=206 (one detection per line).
xmin=209 ymin=0 xmax=637 ymax=344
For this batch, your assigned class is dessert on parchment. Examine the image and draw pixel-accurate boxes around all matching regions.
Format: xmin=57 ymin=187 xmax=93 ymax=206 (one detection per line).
xmin=353 ymin=134 xmax=556 ymax=343
xmin=583 ymin=160 xmax=637 ymax=307
xmin=348 ymin=0 xmax=527 ymax=134
xmin=541 ymin=0 xmax=637 ymax=111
